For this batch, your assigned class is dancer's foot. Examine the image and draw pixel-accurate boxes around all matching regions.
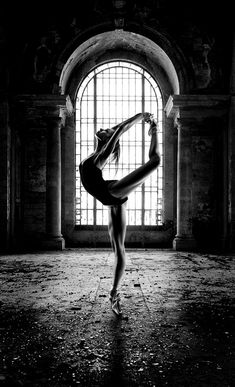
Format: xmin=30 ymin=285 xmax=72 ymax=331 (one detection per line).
xmin=148 ymin=119 xmax=158 ymax=136
xmin=110 ymin=290 xmax=122 ymax=316
xmin=143 ymin=113 xmax=154 ymax=123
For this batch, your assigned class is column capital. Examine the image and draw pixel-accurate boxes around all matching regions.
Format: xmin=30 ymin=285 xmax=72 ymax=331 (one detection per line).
xmin=165 ymin=94 xmax=230 ymax=120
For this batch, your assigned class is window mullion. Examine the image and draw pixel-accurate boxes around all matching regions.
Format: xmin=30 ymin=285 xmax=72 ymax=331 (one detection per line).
xmin=79 ymin=98 xmax=82 ymax=225
xmin=141 ymin=73 xmax=145 ymax=227
xmin=94 ymin=75 xmax=97 ymax=226
xmin=76 ymin=62 xmax=163 ymax=227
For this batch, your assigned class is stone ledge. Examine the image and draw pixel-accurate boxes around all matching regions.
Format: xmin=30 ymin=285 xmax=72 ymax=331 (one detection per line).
xmin=165 ymin=94 xmax=230 ymax=118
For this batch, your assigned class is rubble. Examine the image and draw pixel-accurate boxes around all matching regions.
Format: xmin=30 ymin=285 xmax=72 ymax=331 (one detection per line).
xmin=0 ymin=249 xmax=234 ymax=386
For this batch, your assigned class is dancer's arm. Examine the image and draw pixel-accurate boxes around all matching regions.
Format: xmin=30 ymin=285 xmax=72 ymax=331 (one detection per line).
xmin=111 ymin=113 xmax=143 ymax=133
xmin=98 ymin=112 xmax=151 ymax=163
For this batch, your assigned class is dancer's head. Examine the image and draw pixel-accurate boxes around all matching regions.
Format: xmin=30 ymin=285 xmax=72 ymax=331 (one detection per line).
xmin=95 ymin=128 xmax=120 ymax=168
xmin=96 ymin=128 xmax=113 ymax=141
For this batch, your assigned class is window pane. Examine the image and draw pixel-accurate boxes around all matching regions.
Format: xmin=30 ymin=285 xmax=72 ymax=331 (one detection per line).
xmin=75 ymin=61 xmax=163 ymax=226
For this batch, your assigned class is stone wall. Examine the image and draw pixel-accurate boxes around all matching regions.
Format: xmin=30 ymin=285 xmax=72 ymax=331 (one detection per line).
xmin=0 ymin=1 xmax=234 ymax=251
xmin=0 ymin=99 xmax=10 ymax=251
xmin=23 ymin=126 xmax=47 ymax=245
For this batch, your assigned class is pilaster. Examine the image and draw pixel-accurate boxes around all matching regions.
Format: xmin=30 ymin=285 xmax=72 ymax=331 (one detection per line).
xmin=43 ymin=115 xmax=64 ymax=250
xmin=0 ymin=96 xmax=11 ymax=251
xmin=228 ymin=96 xmax=235 ymax=251
xmin=228 ymin=32 xmax=235 ymax=251
xmin=173 ymin=117 xmax=196 ymax=250
xmin=14 ymin=94 xmax=73 ymax=250
xmin=165 ymin=94 xmax=229 ymax=251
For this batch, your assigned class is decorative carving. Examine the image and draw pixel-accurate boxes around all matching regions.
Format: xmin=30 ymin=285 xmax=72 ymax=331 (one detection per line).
xmin=132 ymin=0 xmax=161 ymax=26
xmin=114 ymin=17 xmax=125 ymax=29
xmin=33 ymin=29 xmax=60 ymax=84
xmin=112 ymin=0 xmax=127 ymax=12
xmin=191 ymin=39 xmax=213 ymax=89
xmin=178 ymin=24 xmax=215 ymax=90
xmin=112 ymin=0 xmax=126 ymax=29
xmin=33 ymin=37 xmax=52 ymax=83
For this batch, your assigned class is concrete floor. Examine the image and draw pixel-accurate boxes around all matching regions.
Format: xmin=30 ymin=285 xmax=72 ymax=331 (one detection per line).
xmin=0 ymin=249 xmax=234 ymax=387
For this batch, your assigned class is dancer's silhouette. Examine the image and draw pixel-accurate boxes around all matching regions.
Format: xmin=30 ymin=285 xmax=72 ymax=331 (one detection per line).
xmin=79 ymin=113 xmax=160 ymax=315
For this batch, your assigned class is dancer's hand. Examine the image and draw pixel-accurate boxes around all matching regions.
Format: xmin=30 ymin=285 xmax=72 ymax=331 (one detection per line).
xmin=143 ymin=112 xmax=154 ymax=123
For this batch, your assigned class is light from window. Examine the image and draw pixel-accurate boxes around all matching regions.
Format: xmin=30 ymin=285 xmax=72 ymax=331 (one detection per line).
xmin=75 ymin=61 xmax=163 ymax=226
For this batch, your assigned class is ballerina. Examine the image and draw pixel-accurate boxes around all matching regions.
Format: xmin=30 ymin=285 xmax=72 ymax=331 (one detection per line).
xmin=79 ymin=112 xmax=160 ymax=315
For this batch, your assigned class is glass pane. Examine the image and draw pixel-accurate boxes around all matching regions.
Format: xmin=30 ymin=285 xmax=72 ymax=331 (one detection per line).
xmin=75 ymin=61 xmax=163 ymax=226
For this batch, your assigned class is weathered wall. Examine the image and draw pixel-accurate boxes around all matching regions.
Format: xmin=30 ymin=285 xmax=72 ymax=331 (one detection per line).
xmin=0 ymin=99 xmax=11 ymax=251
xmin=61 ymin=116 xmax=76 ymax=240
xmin=0 ymin=0 xmax=234 ymax=251
xmin=228 ymin=33 xmax=235 ymax=251
xmin=192 ymin=134 xmax=223 ymax=249
xmin=23 ymin=126 xmax=47 ymax=246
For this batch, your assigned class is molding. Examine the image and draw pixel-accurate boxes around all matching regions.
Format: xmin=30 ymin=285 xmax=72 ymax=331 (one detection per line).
xmin=14 ymin=94 xmax=73 ymax=112
xmin=165 ymin=94 xmax=230 ymax=118
xmin=12 ymin=94 xmax=74 ymax=125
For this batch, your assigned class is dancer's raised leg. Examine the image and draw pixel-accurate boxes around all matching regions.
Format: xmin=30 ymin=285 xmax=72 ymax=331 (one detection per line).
xmin=109 ymin=119 xmax=160 ymax=199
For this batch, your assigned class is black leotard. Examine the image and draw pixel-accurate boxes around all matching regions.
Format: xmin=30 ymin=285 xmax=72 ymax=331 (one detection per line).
xmin=79 ymin=157 xmax=128 ymax=206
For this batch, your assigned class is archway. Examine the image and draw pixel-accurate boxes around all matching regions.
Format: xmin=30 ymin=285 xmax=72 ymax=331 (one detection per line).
xmin=59 ymin=30 xmax=180 ymax=98
xmin=59 ymin=29 xmax=183 ymax=247
xmin=75 ymin=60 xmax=163 ymax=228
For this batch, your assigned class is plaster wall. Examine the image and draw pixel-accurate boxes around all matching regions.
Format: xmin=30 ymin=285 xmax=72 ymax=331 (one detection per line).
xmin=0 ymin=1 xmax=233 ymax=251
xmin=23 ymin=126 xmax=47 ymax=246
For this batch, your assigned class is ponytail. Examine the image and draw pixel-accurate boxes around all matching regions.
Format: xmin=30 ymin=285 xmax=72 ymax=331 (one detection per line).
xmin=112 ymin=140 xmax=120 ymax=173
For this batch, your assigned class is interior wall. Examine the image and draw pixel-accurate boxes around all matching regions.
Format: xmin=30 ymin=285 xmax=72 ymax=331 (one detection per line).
xmin=0 ymin=1 xmax=233 ymax=251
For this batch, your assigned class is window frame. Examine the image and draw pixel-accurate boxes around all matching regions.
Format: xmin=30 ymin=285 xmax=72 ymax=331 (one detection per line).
xmin=75 ymin=60 xmax=164 ymax=229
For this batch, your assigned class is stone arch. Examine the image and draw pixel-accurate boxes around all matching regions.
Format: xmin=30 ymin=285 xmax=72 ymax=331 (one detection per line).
xmin=57 ymin=28 xmax=192 ymax=102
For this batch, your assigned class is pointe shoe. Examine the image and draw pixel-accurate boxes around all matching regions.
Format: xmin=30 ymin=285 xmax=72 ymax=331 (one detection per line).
xmin=148 ymin=120 xmax=158 ymax=136
xmin=110 ymin=292 xmax=122 ymax=316
xmin=143 ymin=113 xmax=154 ymax=123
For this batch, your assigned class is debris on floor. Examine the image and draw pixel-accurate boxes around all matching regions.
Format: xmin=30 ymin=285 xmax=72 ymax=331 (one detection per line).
xmin=0 ymin=249 xmax=234 ymax=386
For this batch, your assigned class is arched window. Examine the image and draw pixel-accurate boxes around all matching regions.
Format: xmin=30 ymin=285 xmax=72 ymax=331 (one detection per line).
xmin=75 ymin=61 xmax=163 ymax=226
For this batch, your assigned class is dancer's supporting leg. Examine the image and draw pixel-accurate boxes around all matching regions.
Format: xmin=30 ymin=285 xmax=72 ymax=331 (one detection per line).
xmin=108 ymin=202 xmax=127 ymax=315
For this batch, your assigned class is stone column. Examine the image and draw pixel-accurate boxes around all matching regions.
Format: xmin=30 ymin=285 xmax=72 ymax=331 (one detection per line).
xmin=15 ymin=94 xmax=73 ymax=250
xmin=165 ymin=94 xmax=229 ymax=251
xmin=43 ymin=116 xmax=65 ymax=249
xmin=0 ymin=97 xmax=11 ymax=252
xmin=228 ymin=97 xmax=235 ymax=251
xmin=228 ymin=32 xmax=235 ymax=251
xmin=173 ymin=118 xmax=196 ymax=250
